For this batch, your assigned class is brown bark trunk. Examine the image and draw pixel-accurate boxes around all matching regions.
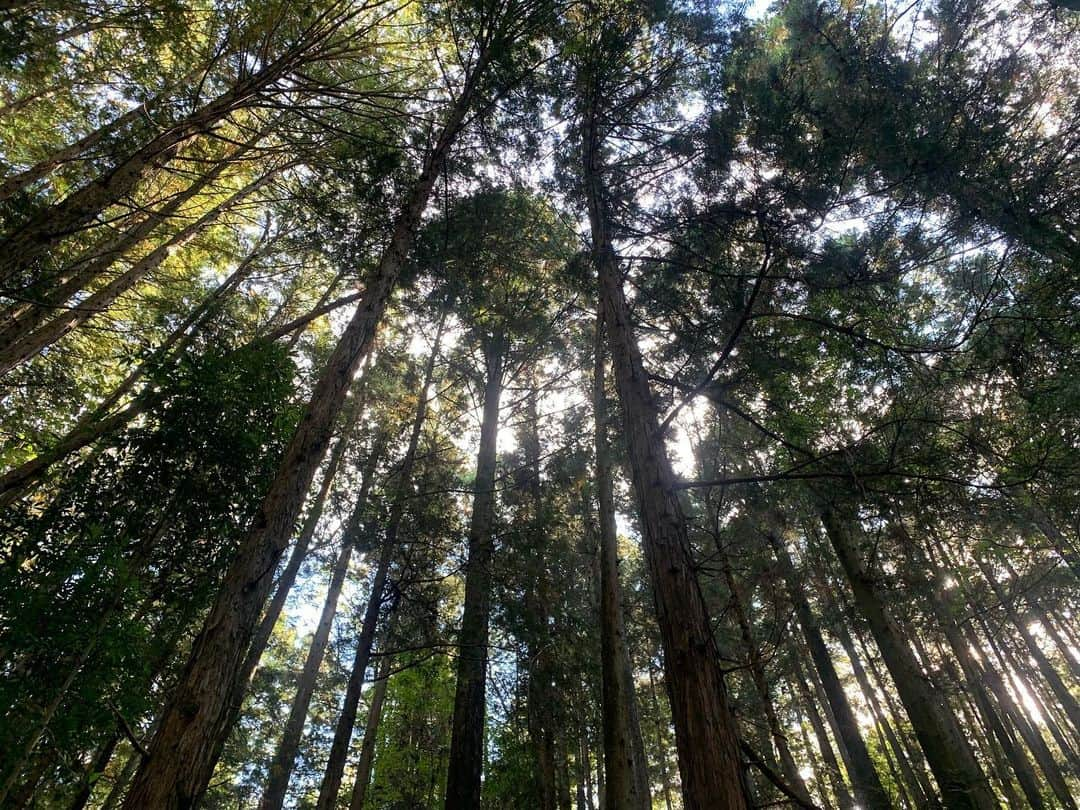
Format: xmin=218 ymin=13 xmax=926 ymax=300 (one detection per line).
xmin=444 ymin=333 xmax=505 ymax=810
xmin=119 ymin=64 xmax=481 ymax=808
xmin=593 ymin=314 xmax=652 ymax=810
xmin=768 ymin=532 xmax=891 ymax=810
xmin=582 ymin=80 xmax=749 ymax=810
xmin=347 ymin=657 xmax=391 ymax=810
xmin=819 ymin=506 xmax=998 ymax=809
xmin=906 ymin=531 xmax=1067 ymax=809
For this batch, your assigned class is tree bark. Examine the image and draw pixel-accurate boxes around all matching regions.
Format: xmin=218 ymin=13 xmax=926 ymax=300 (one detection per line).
xmin=768 ymin=531 xmax=891 ymax=810
xmin=119 ymin=60 xmax=483 ymax=808
xmin=819 ymin=506 xmax=998 ymax=810
xmin=0 ymin=39 xmax=320 ymax=286
xmin=443 ymin=332 xmax=505 ymax=810
xmin=593 ymin=314 xmax=651 ymax=810
xmin=975 ymin=557 xmax=1080 ymax=741
xmin=581 ymin=75 xmax=750 ymax=810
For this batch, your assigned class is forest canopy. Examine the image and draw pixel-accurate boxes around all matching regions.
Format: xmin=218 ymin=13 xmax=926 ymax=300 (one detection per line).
xmin=0 ymin=0 xmax=1077 ymax=808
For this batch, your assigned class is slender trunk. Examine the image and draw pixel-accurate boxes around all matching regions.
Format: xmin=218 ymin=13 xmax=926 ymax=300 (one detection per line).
xmin=768 ymin=532 xmax=891 ymax=810
xmin=976 ymin=557 xmax=1080 ymax=741
xmin=0 ymin=170 xmax=276 ymax=375
xmin=99 ymin=746 xmax=140 ymax=810
xmin=0 ymin=95 xmax=163 ymax=203
xmin=0 ymin=43 xmax=313 ymax=285
xmin=582 ymin=81 xmax=749 ymax=810
xmin=908 ymin=536 xmax=1065 ymax=809
xmin=444 ymin=333 xmax=505 ymax=810
xmin=257 ymin=443 xmax=383 ymax=810
xmin=2 ymin=158 xmax=213 ymax=329
xmin=120 ymin=63 xmax=482 ymax=808
xmin=720 ymin=553 xmax=811 ymax=805
xmin=0 ymin=401 xmax=139 ymax=508
xmin=317 ymin=314 xmax=447 ymax=810
xmin=833 ymin=619 xmax=935 ymax=809
xmin=645 ymin=666 xmax=675 ymax=810
xmin=67 ymin=732 xmax=122 ymax=810
xmin=593 ymin=314 xmax=651 ymax=810
xmin=523 ymin=377 xmax=559 ymax=810
xmin=792 ymin=654 xmax=854 ymax=810
xmin=0 ymin=242 xmax=262 ymax=507
xmin=347 ymin=658 xmax=391 ymax=810
xmin=819 ymin=506 xmax=998 ymax=809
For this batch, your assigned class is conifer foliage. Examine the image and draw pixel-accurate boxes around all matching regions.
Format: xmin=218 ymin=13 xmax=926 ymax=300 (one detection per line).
xmin=0 ymin=0 xmax=1077 ymax=807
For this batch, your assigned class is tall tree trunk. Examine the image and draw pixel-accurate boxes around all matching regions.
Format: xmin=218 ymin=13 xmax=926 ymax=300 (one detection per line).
xmin=907 ymin=530 xmax=1069 ymax=809
xmin=257 ymin=443 xmax=383 ymax=810
xmin=819 ymin=506 xmax=998 ymax=810
xmin=347 ymin=658 xmax=391 ymax=810
xmin=720 ymin=552 xmax=811 ymax=805
xmin=791 ymin=654 xmax=854 ymax=810
xmin=316 ymin=311 xmax=447 ymax=810
xmin=975 ymin=557 xmax=1080 ymax=741
xmin=581 ymin=79 xmax=749 ymax=810
xmin=0 ymin=91 xmax=169 ymax=203
xmin=523 ymin=376 xmax=560 ymax=810
xmin=119 ymin=60 xmax=484 ymax=808
xmin=593 ymin=314 xmax=651 ymax=810
xmin=768 ymin=531 xmax=891 ymax=810
xmin=444 ymin=332 xmax=505 ymax=810
xmin=832 ymin=618 xmax=936 ymax=809
xmin=0 ymin=240 xmax=264 ymax=507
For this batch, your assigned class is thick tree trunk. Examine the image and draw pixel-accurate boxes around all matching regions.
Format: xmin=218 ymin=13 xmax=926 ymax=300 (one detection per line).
xmin=819 ymin=507 xmax=998 ymax=810
xmin=347 ymin=658 xmax=391 ymax=810
xmin=593 ymin=315 xmax=651 ymax=810
xmin=768 ymin=532 xmax=891 ymax=810
xmin=581 ymin=84 xmax=749 ymax=810
xmin=119 ymin=66 xmax=481 ymax=809
xmin=444 ymin=334 xmax=505 ymax=810
xmin=257 ymin=443 xmax=383 ymax=810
